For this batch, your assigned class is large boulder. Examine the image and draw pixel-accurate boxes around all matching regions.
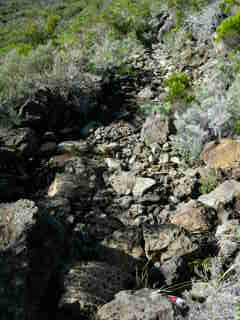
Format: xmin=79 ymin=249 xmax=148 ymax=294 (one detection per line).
xmin=201 ymin=139 xmax=240 ymax=169
xmin=59 ymin=262 xmax=134 ymax=316
xmin=100 ymin=227 xmax=145 ymax=271
xmin=48 ymin=157 xmax=94 ymax=199
xmin=0 ymin=199 xmax=37 ymax=250
xmin=97 ymin=289 xmax=176 ymax=320
xmin=170 ymin=200 xmax=211 ymax=233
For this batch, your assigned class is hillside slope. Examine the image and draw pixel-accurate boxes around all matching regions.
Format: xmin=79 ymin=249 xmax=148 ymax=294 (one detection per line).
xmin=1 ymin=1 xmax=240 ymax=320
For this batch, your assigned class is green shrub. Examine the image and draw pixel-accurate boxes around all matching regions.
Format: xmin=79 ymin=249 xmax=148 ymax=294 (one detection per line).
xmin=216 ymin=10 xmax=240 ymax=44
xmin=24 ymin=20 xmax=45 ymax=45
xmin=87 ymin=31 xmax=143 ymax=74
xmin=0 ymin=43 xmax=55 ymax=105
xmin=45 ymin=14 xmax=61 ymax=35
xmin=100 ymin=0 xmax=151 ymax=36
xmin=16 ymin=43 xmax=33 ymax=55
xmin=165 ymin=71 xmax=192 ymax=103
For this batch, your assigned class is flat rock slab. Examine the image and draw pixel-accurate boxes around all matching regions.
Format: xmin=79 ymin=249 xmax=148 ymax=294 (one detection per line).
xmin=132 ymin=177 xmax=156 ymax=198
xmin=143 ymin=224 xmax=197 ymax=263
xmin=110 ymin=172 xmax=156 ymax=197
xmin=97 ymin=288 xmax=175 ymax=320
xmin=198 ymin=180 xmax=240 ymax=210
xmin=201 ymin=139 xmax=240 ymax=169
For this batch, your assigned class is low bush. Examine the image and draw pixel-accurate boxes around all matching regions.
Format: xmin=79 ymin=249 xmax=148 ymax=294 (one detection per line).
xmin=100 ymin=0 xmax=151 ymax=36
xmin=216 ymin=10 xmax=240 ymax=45
xmin=171 ymin=92 xmax=232 ymax=163
xmin=199 ymin=170 xmax=218 ymax=194
xmin=0 ymin=43 xmax=55 ymax=106
xmin=171 ymin=55 xmax=240 ymax=163
xmin=87 ymin=30 xmax=143 ymax=74
xmin=171 ymin=108 xmax=207 ymax=163
xmin=45 ymin=14 xmax=61 ymax=35
xmin=165 ymin=71 xmax=193 ymax=103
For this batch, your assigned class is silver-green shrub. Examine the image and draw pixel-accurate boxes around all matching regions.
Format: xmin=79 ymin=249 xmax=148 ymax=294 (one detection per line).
xmin=88 ymin=31 xmax=143 ymax=74
xmin=171 ymin=108 xmax=207 ymax=162
xmin=171 ymin=56 xmax=240 ymax=162
xmin=0 ymin=43 xmax=55 ymax=105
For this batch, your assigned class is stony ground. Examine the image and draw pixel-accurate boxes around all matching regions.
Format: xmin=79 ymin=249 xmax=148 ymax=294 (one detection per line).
xmin=1 ymin=1 xmax=240 ymax=320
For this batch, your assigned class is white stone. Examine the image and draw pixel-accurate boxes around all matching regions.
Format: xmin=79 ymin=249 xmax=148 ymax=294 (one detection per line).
xmin=132 ymin=177 xmax=156 ymax=198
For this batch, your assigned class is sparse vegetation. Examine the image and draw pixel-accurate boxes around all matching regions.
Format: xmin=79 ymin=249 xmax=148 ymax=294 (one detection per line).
xmin=165 ymin=72 xmax=193 ymax=103
xmin=171 ymin=108 xmax=207 ymax=163
xmin=189 ymin=257 xmax=212 ymax=280
xmin=1 ymin=2 xmax=240 ymax=320
xmin=171 ymin=52 xmax=240 ymax=163
xmin=140 ymin=101 xmax=172 ymax=116
xmin=199 ymin=170 xmax=218 ymax=194
xmin=166 ymin=0 xmax=209 ymax=25
xmin=185 ymin=260 xmax=240 ymax=320
xmin=0 ymin=0 xmax=214 ymax=114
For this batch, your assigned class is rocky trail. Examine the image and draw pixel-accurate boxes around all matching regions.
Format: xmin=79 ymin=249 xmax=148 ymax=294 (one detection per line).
xmin=1 ymin=2 xmax=240 ymax=319
xmin=0 ymin=69 xmax=239 ymax=320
